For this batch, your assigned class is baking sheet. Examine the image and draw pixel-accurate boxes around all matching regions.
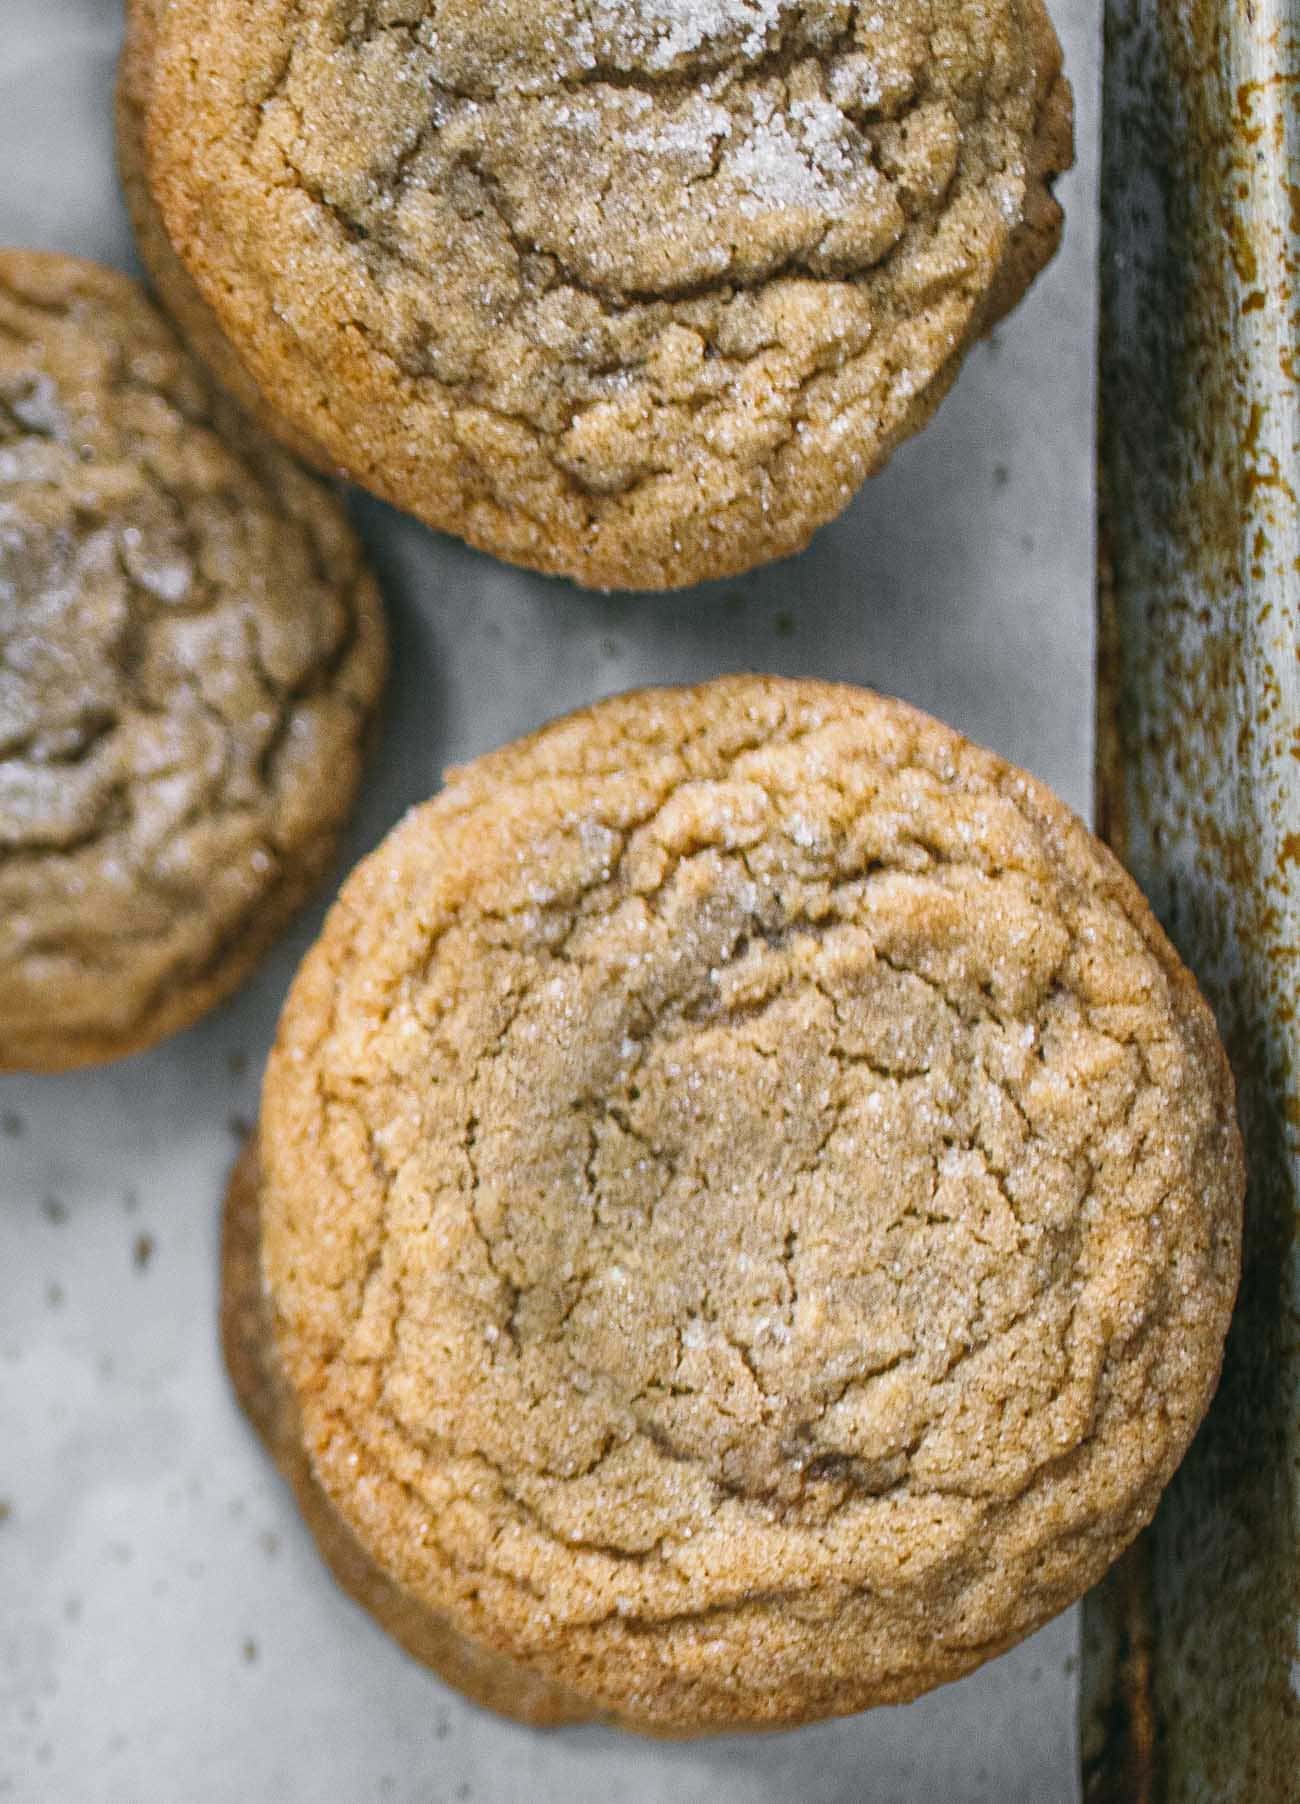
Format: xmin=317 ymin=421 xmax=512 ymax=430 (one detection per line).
xmin=1082 ymin=0 xmax=1300 ymax=1794
xmin=0 ymin=3 xmax=1100 ymax=1798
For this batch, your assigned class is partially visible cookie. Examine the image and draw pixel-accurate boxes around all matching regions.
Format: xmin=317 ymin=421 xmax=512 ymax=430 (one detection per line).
xmin=245 ymin=676 xmax=1242 ymax=1733
xmin=0 ymin=251 xmax=387 ymax=1072
xmin=127 ymin=0 xmax=1073 ymax=590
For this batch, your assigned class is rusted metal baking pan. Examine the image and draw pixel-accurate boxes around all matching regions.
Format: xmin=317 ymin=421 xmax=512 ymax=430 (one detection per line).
xmin=1083 ymin=0 xmax=1300 ymax=1796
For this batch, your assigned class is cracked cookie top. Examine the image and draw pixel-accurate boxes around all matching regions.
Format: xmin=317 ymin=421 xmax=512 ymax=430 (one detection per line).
xmin=133 ymin=0 xmax=1072 ymax=587
xmin=0 ymin=252 xmax=386 ymax=1072
xmin=260 ymin=677 xmax=1242 ymax=1730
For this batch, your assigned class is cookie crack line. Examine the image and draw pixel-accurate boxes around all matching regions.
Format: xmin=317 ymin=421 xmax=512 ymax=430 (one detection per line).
xmin=274 ymin=2 xmax=872 ymax=109
xmin=359 ymin=1256 xmax=1148 ymax=1603
xmin=244 ymin=4 xmax=983 ymax=332
xmin=264 ymin=34 xmax=942 ymax=318
xmin=274 ymin=142 xmax=903 ymax=321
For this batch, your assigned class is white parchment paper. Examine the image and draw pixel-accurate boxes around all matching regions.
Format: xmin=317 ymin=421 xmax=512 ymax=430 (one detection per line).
xmin=0 ymin=3 xmax=1098 ymax=1797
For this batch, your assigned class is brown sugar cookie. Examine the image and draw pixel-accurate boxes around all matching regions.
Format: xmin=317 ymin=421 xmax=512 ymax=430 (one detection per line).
xmin=126 ymin=1 xmax=1073 ymax=590
xmin=0 ymin=252 xmax=387 ymax=1073
xmin=241 ymin=676 xmax=1242 ymax=1733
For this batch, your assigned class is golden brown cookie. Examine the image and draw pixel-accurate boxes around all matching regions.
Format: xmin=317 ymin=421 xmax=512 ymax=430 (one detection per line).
xmin=127 ymin=1 xmax=1073 ymax=590
xmin=243 ymin=676 xmax=1242 ymax=1734
xmin=0 ymin=251 xmax=387 ymax=1072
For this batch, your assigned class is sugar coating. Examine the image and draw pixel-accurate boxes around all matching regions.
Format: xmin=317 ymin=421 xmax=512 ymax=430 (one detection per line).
xmin=0 ymin=252 xmax=386 ymax=1072
xmin=256 ymin=677 xmax=1243 ymax=1732
xmin=125 ymin=0 xmax=1074 ymax=588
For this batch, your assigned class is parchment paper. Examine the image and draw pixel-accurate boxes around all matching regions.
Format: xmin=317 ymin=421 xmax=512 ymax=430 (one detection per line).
xmin=0 ymin=3 xmax=1099 ymax=1797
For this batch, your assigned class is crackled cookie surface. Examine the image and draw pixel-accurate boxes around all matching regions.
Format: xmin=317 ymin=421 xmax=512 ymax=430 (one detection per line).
xmin=256 ymin=677 xmax=1242 ymax=1731
xmin=0 ymin=252 xmax=386 ymax=1072
xmin=132 ymin=0 xmax=1072 ymax=588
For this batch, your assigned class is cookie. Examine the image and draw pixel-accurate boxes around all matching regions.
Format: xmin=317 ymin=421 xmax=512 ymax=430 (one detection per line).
xmin=0 ymin=252 xmax=387 ymax=1072
xmin=127 ymin=1 xmax=1073 ymax=590
xmin=243 ymin=676 xmax=1242 ymax=1733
